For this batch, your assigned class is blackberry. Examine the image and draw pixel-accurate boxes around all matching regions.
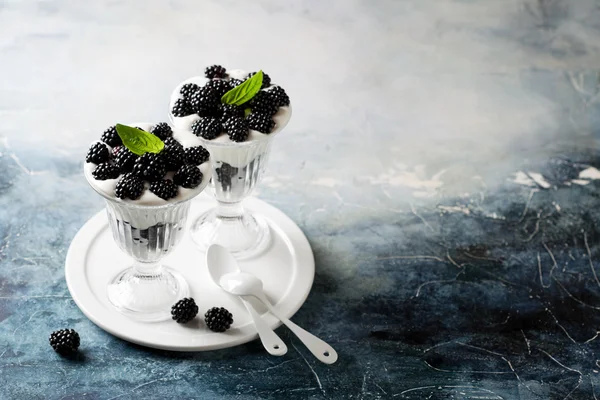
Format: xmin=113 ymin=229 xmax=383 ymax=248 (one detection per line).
xmin=205 ymin=79 xmax=231 ymax=97
xmin=49 ymin=329 xmax=80 ymax=354
xmin=86 ymin=142 xmax=110 ymax=164
xmin=149 ymin=179 xmax=178 ymax=200
xmin=223 ymin=116 xmax=249 ymax=142
xmin=184 ymin=146 xmax=210 ymax=165
xmin=215 ymin=162 xmax=239 ymax=189
xmin=174 ymin=165 xmax=203 ymax=189
xmin=114 ymin=148 xmax=138 ymax=173
xmin=269 ymin=86 xmax=290 ymax=107
xmin=101 ymin=125 xmax=121 ymax=147
xmin=205 ymin=64 xmax=227 ymax=79
xmin=150 ymin=122 xmax=172 ymax=140
xmin=161 ymin=141 xmax=185 ymax=170
xmin=164 ymin=136 xmax=183 ymax=149
xmin=249 ymin=91 xmax=277 ymax=116
xmin=247 ymin=113 xmax=275 ymax=134
xmin=172 ymin=98 xmax=193 ymax=117
xmin=133 ymin=153 xmax=166 ymax=182
xmin=180 ymin=83 xmax=199 ymax=99
xmin=171 ymin=298 xmax=199 ymax=323
xmin=115 ymin=173 xmax=144 ymax=200
xmin=92 ymin=163 xmax=120 ymax=180
xmin=204 ymin=307 xmax=233 ymax=332
xmin=190 ymin=87 xmax=219 ymax=115
xmin=219 ymin=104 xmax=243 ymax=122
xmin=228 ymin=78 xmax=243 ymax=88
xmin=247 ymin=71 xmax=271 ymax=89
xmin=191 ymin=117 xmax=222 ymax=140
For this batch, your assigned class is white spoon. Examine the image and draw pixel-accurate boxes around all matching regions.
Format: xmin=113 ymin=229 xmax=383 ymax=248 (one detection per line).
xmin=207 ymin=245 xmax=338 ymax=364
xmin=206 ymin=245 xmax=287 ymax=356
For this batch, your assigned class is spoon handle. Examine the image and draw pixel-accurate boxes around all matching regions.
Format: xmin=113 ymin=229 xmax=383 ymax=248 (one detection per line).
xmin=242 ymin=299 xmax=288 ymax=356
xmin=255 ymin=293 xmax=338 ymax=364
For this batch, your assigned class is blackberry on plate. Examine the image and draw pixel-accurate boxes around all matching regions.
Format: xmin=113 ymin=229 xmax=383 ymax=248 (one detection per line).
xmin=228 ymin=78 xmax=243 ymax=88
xmin=269 ymin=86 xmax=290 ymax=107
xmin=114 ymin=148 xmax=138 ymax=173
xmin=161 ymin=141 xmax=185 ymax=170
xmin=115 ymin=173 xmax=144 ymax=200
xmin=150 ymin=122 xmax=173 ymax=141
xmin=180 ymin=83 xmax=199 ymax=99
xmin=172 ymin=98 xmax=193 ymax=117
xmin=223 ymin=116 xmax=249 ymax=142
xmin=247 ymin=71 xmax=271 ymax=89
xmin=133 ymin=153 xmax=166 ymax=182
xmin=191 ymin=117 xmax=222 ymax=140
xmin=205 ymin=79 xmax=231 ymax=97
xmin=190 ymin=87 xmax=219 ymax=115
xmin=247 ymin=112 xmax=275 ymax=134
xmin=205 ymin=64 xmax=227 ymax=79
xmin=184 ymin=146 xmax=209 ymax=165
xmin=86 ymin=142 xmax=110 ymax=164
xmin=92 ymin=163 xmax=120 ymax=180
xmin=174 ymin=165 xmax=203 ymax=189
xmin=49 ymin=329 xmax=80 ymax=354
xmin=150 ymin=179 xmax=178 ymax=200
xmin=101 ymin=125 xmax=121 ymax=147
xmin=219 ymin=104 xmax=243 ymax=122
xmin=204 ymin=307 xmax=233 ymax=332
xmin=249 ymin=91 xmax=278 ymax=116
xmin=171 ymin=298 xmax=199 ymax=323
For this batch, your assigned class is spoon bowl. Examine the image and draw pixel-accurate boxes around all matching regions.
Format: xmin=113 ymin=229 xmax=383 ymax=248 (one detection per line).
xmin=219 ymin=271 xmax=264 ymax=297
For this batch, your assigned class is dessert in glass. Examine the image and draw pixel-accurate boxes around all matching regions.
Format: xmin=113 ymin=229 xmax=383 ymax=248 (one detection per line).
xmin=84 ymin=122 xmax=212 ymax=322
xmin=168 ymin=65 xmax=291 ymax=259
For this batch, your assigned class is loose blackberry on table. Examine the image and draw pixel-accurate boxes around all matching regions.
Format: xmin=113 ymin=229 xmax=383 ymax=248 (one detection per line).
xmin=150 ymin=122 xmax=173 ymax=141
xmin=247 ymin=112 xmax=275 ymax=134
xmin=115 ymin=173 xmax=144 ymax=200
xmin=49 ymin=329 xmax=80 ymax=354
xmin=150 ymin=179 xmax=178 ymax=200
xmin=133 ymin=153 xmax=166 ymax=182
xmin=86 ymin=142 xmax=110 ymax=164
xmin=204 ymin=307 xmax=233 ymax=332
xmin=184 ymin=146 xmax=210 ymax=165
xmin=92 ymin=163 xmax=120 ymax=180
xmin=205 ymin=64 xmax=227 ymax=79
xmin=192 ymin=116 xmax=222 ymax=140
xmin=171 ymin=298 xmax=199 ymax=323
xmin=180 ymin=83 xmax=199 ymax=99
xmin=174 ymin=165 xmax=203 ymax=189
xmin=101 ymin=125 xmax=121 ymax=147
xmin=172 ymin=98 xmax=193 ymax=117
xmin=114 ymin=148 xmax=138 ymax=173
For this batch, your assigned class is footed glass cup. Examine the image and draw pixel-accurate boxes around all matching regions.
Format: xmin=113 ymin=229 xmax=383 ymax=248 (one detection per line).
xmin=190 ymin=136 xmax=274 ymax=259
xmin=99 ymin=197 xmax=193 ymax=322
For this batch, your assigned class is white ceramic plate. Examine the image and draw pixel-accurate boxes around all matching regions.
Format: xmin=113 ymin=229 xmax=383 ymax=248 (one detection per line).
xmin=65 ymin=196 xmax=315 ymax=351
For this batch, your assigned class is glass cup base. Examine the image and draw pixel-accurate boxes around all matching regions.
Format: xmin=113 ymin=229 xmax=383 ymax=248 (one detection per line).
xmin=107 ymin=265 xmax=189 ymax=322
xmin=190 ymin=208 xmax=271 ymax=259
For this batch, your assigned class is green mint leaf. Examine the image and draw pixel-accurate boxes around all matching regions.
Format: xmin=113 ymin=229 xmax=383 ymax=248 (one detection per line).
xmin=221 ymin=70 xmax=263 ymax=106
xmin=115 ymin=124 xmax=165 ymax=156
xmin=244 ymin=108 xmax=252 ymax=117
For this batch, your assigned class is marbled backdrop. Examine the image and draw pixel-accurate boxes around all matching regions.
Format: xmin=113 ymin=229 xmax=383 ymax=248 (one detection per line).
xmin=1 ymin=0 xmax=600 ymax=399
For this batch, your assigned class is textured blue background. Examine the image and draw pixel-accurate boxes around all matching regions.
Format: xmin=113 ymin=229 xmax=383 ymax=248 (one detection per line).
xmin=2 ymin=0 xmax=600 ymax=398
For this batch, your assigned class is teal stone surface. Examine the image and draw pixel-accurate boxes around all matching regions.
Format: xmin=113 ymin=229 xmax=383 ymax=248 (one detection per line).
xmin=2 ymin=1 xmax=600 ymax=398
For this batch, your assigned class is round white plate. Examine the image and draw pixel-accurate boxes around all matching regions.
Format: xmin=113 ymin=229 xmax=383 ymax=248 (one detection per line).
xmin=65 ymin=196 xmax=315 ymax=351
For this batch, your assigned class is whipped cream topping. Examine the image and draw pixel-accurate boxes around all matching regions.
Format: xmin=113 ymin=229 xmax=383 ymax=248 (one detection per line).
xmin=84 ymin=122 xmax=211 ymax=206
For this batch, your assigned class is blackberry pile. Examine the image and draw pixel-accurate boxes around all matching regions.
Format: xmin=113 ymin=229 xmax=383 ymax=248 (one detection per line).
xmin=86 ymin=123 xmax=210 ymax=200
xmin=171 ymin=65 xmax=290 ymax=142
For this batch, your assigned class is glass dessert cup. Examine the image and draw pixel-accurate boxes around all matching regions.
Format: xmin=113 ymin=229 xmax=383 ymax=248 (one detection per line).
xmin=190 ymin=135 xmax=275 ymax=259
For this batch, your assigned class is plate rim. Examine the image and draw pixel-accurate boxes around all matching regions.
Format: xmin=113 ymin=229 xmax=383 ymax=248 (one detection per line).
xmin=65 ymin=197 xmax=315 ymax=351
